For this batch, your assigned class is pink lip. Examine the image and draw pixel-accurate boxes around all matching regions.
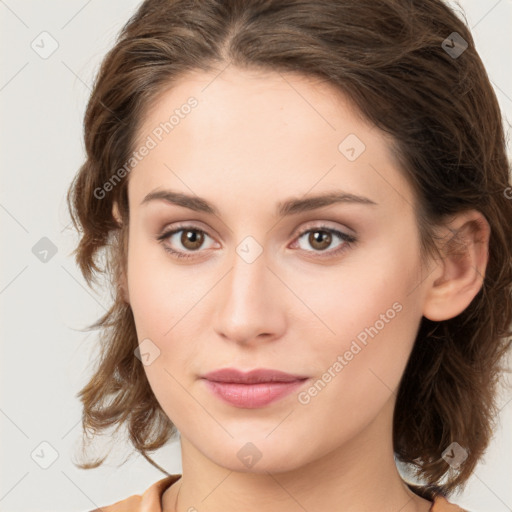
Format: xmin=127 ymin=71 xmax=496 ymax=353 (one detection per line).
xmin=201 ymin=368 xmax=309 ymax=409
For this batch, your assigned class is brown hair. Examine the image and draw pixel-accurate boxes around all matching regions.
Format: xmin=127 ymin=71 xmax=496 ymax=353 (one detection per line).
xmin=66 ymin=0 xmax=512 ymax=498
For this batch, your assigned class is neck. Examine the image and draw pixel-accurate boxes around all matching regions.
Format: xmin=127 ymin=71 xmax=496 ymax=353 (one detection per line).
xmin=163 ymin=395 xmax=432 ymax=512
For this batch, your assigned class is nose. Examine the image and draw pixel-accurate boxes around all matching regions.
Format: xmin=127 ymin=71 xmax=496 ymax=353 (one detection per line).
xmin=212 ymin=246 xmax=287 ymax=345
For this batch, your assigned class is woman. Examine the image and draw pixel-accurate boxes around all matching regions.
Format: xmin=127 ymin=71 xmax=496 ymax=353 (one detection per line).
xmin=67 ymin=0 xmax=512 ymax=510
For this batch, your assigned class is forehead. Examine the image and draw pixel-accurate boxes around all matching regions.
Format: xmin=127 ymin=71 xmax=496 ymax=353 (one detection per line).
xmin=128 ymin=67 xmax=413 ymax=214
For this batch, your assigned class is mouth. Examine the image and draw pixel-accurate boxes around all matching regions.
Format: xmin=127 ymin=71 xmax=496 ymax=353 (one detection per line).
xmin=201 ymin=367 xmax=309 ymax=384
xmin=200 ymin=368 xmax=310 ymax=408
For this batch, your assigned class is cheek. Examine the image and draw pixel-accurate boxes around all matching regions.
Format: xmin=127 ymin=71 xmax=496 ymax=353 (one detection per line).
xmin=126 ymin=235 xmax=207 ymax=390
xmin=126 ymin=231 xmax=194 ymax=335
xmin=300 ymin=239 xmax=424 ymax=395
xmin=304 ymin=241 xmax=421 ymax=339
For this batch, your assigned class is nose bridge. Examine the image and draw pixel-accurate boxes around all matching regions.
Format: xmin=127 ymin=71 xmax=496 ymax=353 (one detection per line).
xmin=213 ymin=237 xmax=285 ymax=343
xmin=225 ymin=241 xmax=271 ymax=312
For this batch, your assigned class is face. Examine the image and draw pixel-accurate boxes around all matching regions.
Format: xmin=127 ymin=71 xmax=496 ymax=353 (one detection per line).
xmin=123 ymin=67 xmax=432 ymax=473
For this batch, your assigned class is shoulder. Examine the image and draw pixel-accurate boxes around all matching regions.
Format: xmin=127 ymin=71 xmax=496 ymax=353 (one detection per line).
xmin=432 ymin=495 xmax=471 ymax=512
xmin=88 ymin=494 xmax=142 ymax=512
xmin=405 ymin=482 xmax=470 ymax=512
xmin=86 ymin=474 xmax=182 ymax=512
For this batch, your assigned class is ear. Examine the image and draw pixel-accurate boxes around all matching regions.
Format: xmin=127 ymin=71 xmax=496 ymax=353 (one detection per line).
xmin=112 ymin=200 xmax=123 ymax=226
xmin=422 ymin=210 xmax=490 ymax=321
xmin=112 ymin=201 xmax=130 ymax=305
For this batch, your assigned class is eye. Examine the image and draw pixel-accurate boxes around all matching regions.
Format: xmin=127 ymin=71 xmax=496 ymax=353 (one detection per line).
xmin=156 ymin=223 xmax=357 ymax=260
xmin=157 ymin=225 xmax=216 ymax=260
xmin=291 ymin=225 xmax=356 ymax=258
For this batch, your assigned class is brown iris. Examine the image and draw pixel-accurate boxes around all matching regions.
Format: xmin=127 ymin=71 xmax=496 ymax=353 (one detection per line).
xmin=181 ymin=229 xmax=204 ymax=251
xmin=308 ymin=230 xmax=332 ymax=251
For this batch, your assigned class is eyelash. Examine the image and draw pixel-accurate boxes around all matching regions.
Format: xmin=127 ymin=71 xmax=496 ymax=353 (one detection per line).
xmin=156 ymin=224 xmax=357 ymax=260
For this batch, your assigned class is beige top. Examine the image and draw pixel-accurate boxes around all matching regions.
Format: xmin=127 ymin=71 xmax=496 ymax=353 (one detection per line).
xmin=89 ymin=474 xmax=469 ymax=512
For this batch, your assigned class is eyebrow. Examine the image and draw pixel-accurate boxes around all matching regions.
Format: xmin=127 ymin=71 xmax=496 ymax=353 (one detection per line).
xmin=140 ymin=188 xmax=378 ymax=216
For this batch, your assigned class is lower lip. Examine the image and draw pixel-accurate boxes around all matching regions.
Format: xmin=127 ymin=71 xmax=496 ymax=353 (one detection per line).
xmin=202 ymin=379 xmax=308 ymax=408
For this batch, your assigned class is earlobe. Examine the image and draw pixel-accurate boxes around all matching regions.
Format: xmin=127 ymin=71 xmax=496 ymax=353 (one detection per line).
xmin=112 ymin=201 xmax=123 ymax=226
xmin=119 ymin=273 xmax=130 ymax=304
xmin=422 ymin=211 xmax=490 ymax=322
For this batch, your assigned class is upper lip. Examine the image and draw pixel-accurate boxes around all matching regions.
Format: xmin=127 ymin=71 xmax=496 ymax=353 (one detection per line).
xmin=201 ymin=368 xmax=309 ymax=384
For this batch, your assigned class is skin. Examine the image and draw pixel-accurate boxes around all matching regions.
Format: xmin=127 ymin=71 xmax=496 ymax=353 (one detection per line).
xmin=114 ymin=66 xmax=490 ymax=512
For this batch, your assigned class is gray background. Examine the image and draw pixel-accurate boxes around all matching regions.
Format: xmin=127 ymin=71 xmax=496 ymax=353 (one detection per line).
xmin=1 ymin=1 xmax=511 ymax=511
